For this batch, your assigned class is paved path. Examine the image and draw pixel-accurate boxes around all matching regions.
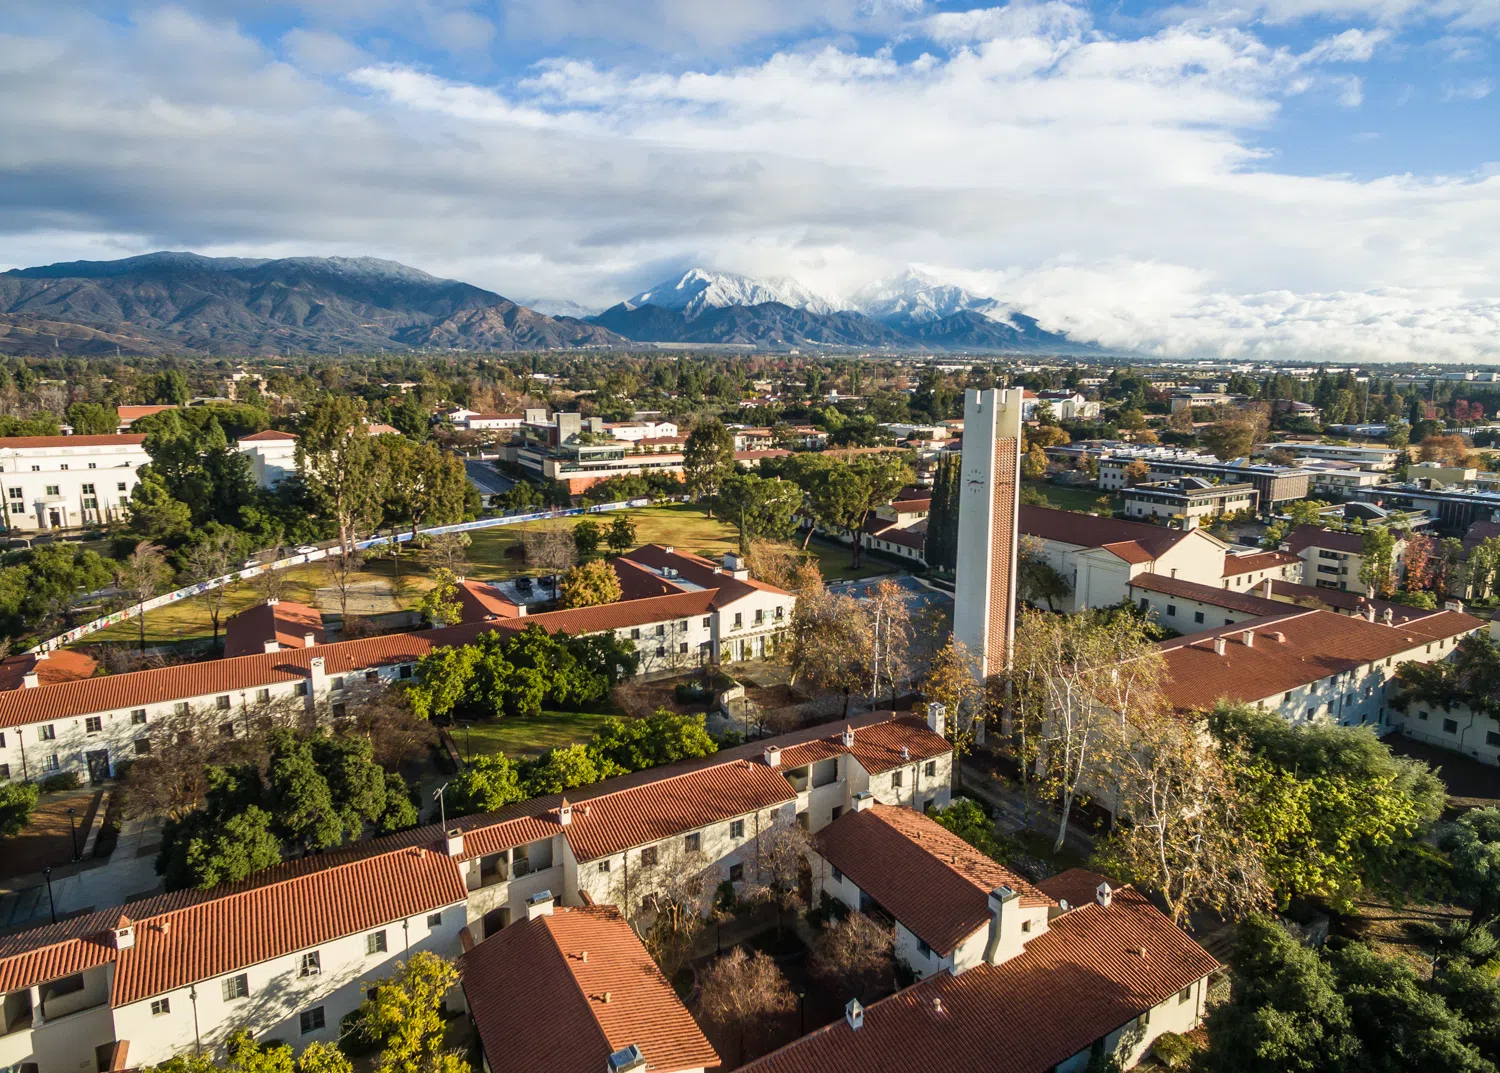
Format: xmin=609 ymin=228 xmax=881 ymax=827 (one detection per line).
xmin=464 ymin=460 xmax=515 ymax=495
xmin=0 ymin=815 xmax=163 ymax=930
xmin=958 ymin=759 xmax=1097 ymax=860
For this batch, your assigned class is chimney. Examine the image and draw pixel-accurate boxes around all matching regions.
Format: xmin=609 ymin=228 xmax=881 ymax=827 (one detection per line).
xmin=845 ymin=998 xmax=865 ymax=1031
xmin=267 ymin=598 xmax=279 ymax=606
xmin=21 ymin=672 xmax=39 ymax=689
xmin=900 ymin=745 xmax=910 ymax=761
xmin=1212 ymin=637 xmax=1227 ymax=656
xmin=606 ymin=1045 xmax=647 ymax=1073
xmin=1096 ymin=880 xmax=1113 ymax=908
xmin=308 ymin=656 xmax=326 ymax=697
xmin=525 ymin=890 xmax=555 ymax=920
xmin=1242 ymin=630 xmax=1255 ymax=648
xmin=764 ymin=745 xmax=781 ymax=768
xmin=111 ymin=917 xmax=135 ymax=950
xmin=1271 ymin=631 xmax=1286 ymax=643
xmin=263 ymin=639 xmax=280 ymax=653
xmin=1257 ymin=578 xmax=1273 ymax=597
xmin=445 ymin=828 xmax=464 ymax=857
xmin=1382 ymin=607 xmax=1394 ymax=625
xmin=516 ymin=603 xmax=527 ymax=617
xmin=983 ymin=885 xmax=1020 ymax=965
xmin=558 ymin=798 xmax=573 ymax=826
xmin=926 ymin=702 xmax=946 ymax=738
xmin=662 ymin=546 xmax=674 ymax=555
xmin=851 ymin=791 xmax=875 ymax=813
xmin=841 ymin=725 xmax=855 ymax=748
xmin=303 ymin=632 xmax=316 ymax=648
xmin=1363 ymin=605 xmax=1376 ymax=623
xmin=35 ymin=650 xmax=48 ymax=661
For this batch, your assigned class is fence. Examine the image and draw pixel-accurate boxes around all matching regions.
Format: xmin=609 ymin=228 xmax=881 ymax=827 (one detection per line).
xmin=30 ymin=498 xmax=650 ymax=654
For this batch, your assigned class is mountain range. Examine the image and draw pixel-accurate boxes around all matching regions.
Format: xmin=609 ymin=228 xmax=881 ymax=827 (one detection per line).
xmin=0 ymin=254 xmax=1097 ymax=356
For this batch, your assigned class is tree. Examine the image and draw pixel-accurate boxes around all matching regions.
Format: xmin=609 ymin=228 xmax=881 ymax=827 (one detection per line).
xmin=1018 ymin=534 xmax=1073 ymax=611
xmin=449 ymin=754 xmax=526 ymax=816
xmin=349 ymin=952 xmax=471 ymax=1073
xmin=697 ymin=947 xmax=797 ymax=1065
xmin=184 ymin=527 xmax=242 ymax=646
xmin=126 ymin=473 xmax=193 ymax=543
xmin=0 ymin=780 xmax=39 ymax=837
xmin=115 ymin=541 xmax=173 ymax=653
xmin=807 ymin=454 xmax=914 ymax=569
xmin=931 ymin=797 xmax=1009 ymax=862
xmin=781 ymin=581 xmax=871 ymax=712
xmin=151 ymin=369 xmax=190 ymax=405
xmin=1359 ymin=527 xmax=1398 ymax=597
xmin=423 ymin=531 xmax=472 ymax=574
xmin=65 ymin=401 xmax=119 ymax=435
xmin=925 ymin=453 xmax=960 ymax=572
xmin=1201 ymin=406 xmax=1268 ymax=461
xmin=807 ymin=912 xmax=895 ymax=1004
xmin=1419 ymin=433 xmax=1473 ymax=466
xmin=1122 ymin=459 xmax=1151 ymax=486
xmin=921 ymin=638 xmax=984 ymax=776
xmin=588 ymin=710 xmax=717 ymax=773
xmin=323 ymin=545 xmax=365 ymax=620
xmin=866 ymin=577 xmax=914 ymax=706
xmin=417 ymin=568 xmax=464 ymax=628
xmin=522 ymin=522 xmax=576 ymax=597
xmin=298 ymin=397 xmax=381 ymax=555
xmin=1021 ymin=443 xmax=1049 ymax=480
xmin=744 ymin=816 xmax=812 ymax=935
xmin=1441 ymin=808 xmax=1500 ymax=926
xmin=717 ymin=474 xmax=800 ymax=555
xmin=606 ymin=513 xmax=637 ymax=555
xmin=572 ymin=518 xmax=603 ymax=558
xmin=610 ymin=839 xmax=715 ymax=979
xmin=559 ymin=559 xmax=623 ymax=608
xmin=378 ymin=438 xmax=469 ymax=543
xmin=683 ymin=419 xmax=737 ymax=512
xmin=145 ymin=1028 xmax=353 ymax=1073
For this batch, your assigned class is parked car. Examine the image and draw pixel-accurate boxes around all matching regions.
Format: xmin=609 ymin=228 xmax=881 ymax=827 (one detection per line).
xmin=515 ymin=576 xmax=534 ymax=594
xmin=240 ymin=558 xmax=259 ymax=570
xmin=295 ymin=544 xmax=319 ymax=555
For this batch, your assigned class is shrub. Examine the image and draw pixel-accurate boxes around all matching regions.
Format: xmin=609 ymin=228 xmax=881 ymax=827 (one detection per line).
xmin=0 ymin=780 xmax=40 ymax=837
xmin=39 ymin=771 xmax=81 ymax=793
xmin=1151 ymin=1032 xmax=1199 ymax=1071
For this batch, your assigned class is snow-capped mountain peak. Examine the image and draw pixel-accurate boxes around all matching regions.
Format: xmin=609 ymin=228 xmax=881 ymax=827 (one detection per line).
xmin=851 ymin=267 xmax=1005 ymax=324
xmin=626 ymin=268 xmax=841 ymax=318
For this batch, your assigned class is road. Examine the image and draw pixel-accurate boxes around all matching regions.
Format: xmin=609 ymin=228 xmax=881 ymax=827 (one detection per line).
xmin=465 ymin=459 xmax=515 ymax=495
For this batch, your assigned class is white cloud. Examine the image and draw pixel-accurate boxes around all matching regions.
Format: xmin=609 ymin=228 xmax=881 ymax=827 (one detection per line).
xmin=1443 ymin=77 xmax=1493 ymax=99
xmin=0 ymin=4 xmax=1498 ymax=360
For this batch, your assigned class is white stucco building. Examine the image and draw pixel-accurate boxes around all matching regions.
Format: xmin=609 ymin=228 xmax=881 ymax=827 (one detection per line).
xmin=0 ymin=435 xmax=150 ymax=532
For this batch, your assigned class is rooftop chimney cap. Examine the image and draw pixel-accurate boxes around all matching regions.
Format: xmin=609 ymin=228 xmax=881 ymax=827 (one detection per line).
xmin=1212 ymin=637 xmax=1227 ymax=656
xmin=1097 ymin=881 xmax=1113 ymax=908
xmin=841 ymin=725 xmax=855 ymax=748
xmin=764 ymin=745 xmax=781 ymax=767
xmin=1243 ymin=630 xmax=1255 ymax=647
xmin=845 ymin=998 xmax=865 ymax=1031
xmin=606 ymin=1045 xmax=646 ymax=1073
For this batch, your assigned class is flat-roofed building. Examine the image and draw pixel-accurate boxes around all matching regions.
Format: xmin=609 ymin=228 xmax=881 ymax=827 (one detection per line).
xmin=0 ymin=435 xmax=150 ymax=532
xmin=1121 ymin=477 xmax=1257 ymax=528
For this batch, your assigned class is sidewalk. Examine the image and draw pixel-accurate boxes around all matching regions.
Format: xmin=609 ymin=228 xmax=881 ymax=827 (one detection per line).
xmin=0 ymin=814 xmax=164 ymax=931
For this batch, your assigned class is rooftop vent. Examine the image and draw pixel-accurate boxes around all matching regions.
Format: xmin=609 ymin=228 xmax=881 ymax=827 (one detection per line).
xmin=851 ymin=791 xmax=875 ymax=813
xmin=1212 ymin=637 xmax=1227 ymax=657
xmin=900 ymin=745 xmax=910 ymax=761
xmin=1271 ymin=631 xmax=1286 ymax=643
xmin=1242 ymin=630 xmax=1255 ymax=648
xmin=845 ymin=998 xmax=865 ymax=1031
xmin=606 ymin=1045 xmax=645 ymax=1073
xmin=764 ymin=745 xmax=781 ymax=768
xmin=525 ymin=890 xmax=555 ymax=920
xmin=304 ymin=632 xmax=316 ymax=648
xmin=558 ymin=798 xmax=573 ymax=826
xmin=841 ymin=725 xmax=855 ymax=748
xmin=1096 ymin=881 xmax=1113 ymax=908
xmin=445 ymin=828 xmax=464 ymax=857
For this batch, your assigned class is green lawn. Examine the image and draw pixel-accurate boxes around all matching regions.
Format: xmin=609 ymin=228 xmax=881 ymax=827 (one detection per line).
xmin=1025 ymin=480 xmax=1115 ymax=514
xmin=453 ymin=710 xmax=617 ymax=759
xmin=805 ymin=537 xmax=900 ymax=581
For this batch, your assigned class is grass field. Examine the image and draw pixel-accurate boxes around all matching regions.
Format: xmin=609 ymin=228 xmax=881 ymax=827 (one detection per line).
xmin=77 ymin=504 xmax=900 ymax=648
xmin=1025 ymin=480 xmax=1116 ymax=514
xmin=453 ymin=710 xmax=617 ymax=759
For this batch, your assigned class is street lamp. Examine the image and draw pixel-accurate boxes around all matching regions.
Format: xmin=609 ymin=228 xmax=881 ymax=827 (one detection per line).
xmin=67 ymin=807 xmax=80 ymax=861
xmin=43 ymin=867 xmax=56 ymax=924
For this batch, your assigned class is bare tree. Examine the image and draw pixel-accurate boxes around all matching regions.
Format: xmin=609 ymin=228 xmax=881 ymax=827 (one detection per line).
xmin=184 ymin=529 xmax=241 ymax=647
xmin=323 ymin=545 xmax=365 ymax=620
xmin=744 ymin=816 xmax=812 ymax=937
xmin=115 ymin=541 xmax=174 ymax=654
xmin=807 ymin=912 xmax=896 ymax=1004
xmin=697 ymin=947 xmax=796 ymax=1065
xmin=609 ymin=839 xmax=716 ymax=979
xmin=256 ymin=547 xmax=292 ymax=603
xmin=920 ymin=637 xmax=984 ymax=786
xmin=344 ymin=684 xmax=439 ymax=769
xmin=423 ymin=532 xmax=472 ymax=575
xmin=866 ymin=578 xmax=913 ymax=707
xmin=523 ymin=522 xmax=577 ymax=598
xmin=781 ymin=583 xmax=870 ymax=714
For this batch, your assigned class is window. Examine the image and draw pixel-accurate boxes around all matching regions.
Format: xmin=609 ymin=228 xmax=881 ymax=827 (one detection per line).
xmin=0 ymin=764 xmax=7 ymax=779
xmin=917 ymin=939 xmax=931 ymax=958
xmin=45 ymin=485 xmax=59 ymax=496
xmin=300 ymin=1007 xmax=326 ymax=1035
xmin=299 ymin=951 xmax=321 ymax=977
xmin=80 ymin=483 xmax=95 ymax=495
xmin=733 ymin=612 xmax=743 ymax=628
xmin=134 ymin=738 xmax=150 ymax=756
xmin=332 ymin=703 xmax=347 ymax=719
xmin=1167 ymin=604 xmax=1177 ymax=617
xmin=38 ymin=724 xmax=55 ymax=741
xmin=655 ymin=646 xmax=665 ymax=658
xmin=640 ymin=846 xmax=659 ymax=868
xmin=925 ymin=760 xmax=937 ymax=777
xmin=831 ymin=866 xmax=844 ymax=883
xmin=1418 ymin=710 xmax=1429 ymax=721
xmin=1487 ymin=731 xmax=1500 ymax=747
xmin=1194 ymin=611 xmax=1205 ymax=624
xmin=44 ymin=753 xmax=59 ymax=771
xmin=729 ymin=862 xmax=744 ymax=882
xmin=367 ymin=931 xmax=388 ymax=955
xmin=6 ymin=488 xmax=19 ymax=500
xmin=598 ymin=859 xmax=611 ymax=873
xmin=655 ymin=624 xmax=665 ymax=637
xmin=59 ymin=464 xmax=68 ymax=471
xmin=151 ymin=998 xmax=170 ymax=1016
xmin=426 ymin=912 xmax=444 ymax=928
xmin=223 ymin=974 xmax=249 ymax=1001
xmin=174 ymin=702 xmax=189 ymax=716
xmin=684 ymin=832 xmax=700 ymax=852
xmin=1021 ymin=920 xmax=1032 ymax=933
xmin=400 ymin=665 xmax=413 ymax=680
xmin=365 ymin=670 xmax=380 ymax=682
xmin=294 ymin=683 xmax=309 ymax=697
xmin=1443 ymin=718 xmax=1459 ymax=734
xmin=775 ymin=605 xmax=784 ymax=620
xmin=85 ymin=716 xmax=102 ymax=734
xmin=216 ymin=695 xmax=231 ymax=710
xmin=256 ymin=689 xmax=270 ymax=704
xmin=730 ymin=819 xmax=745 ymax=839
xmin=1306 ymin=708 xmax=1315 ymax=720
xmin=755 ymin=609 xmax=764 ymax=624
xmin=678 ymin=642 xmax=688 ymax=654
xmin=1179 ymin=985 xmax=1193 ymax=1004
xmin=131 ymin=709 xmax=147 ymax=725
xmin=219 ymin=722 xmax=235 ymax=738
xmin=702 ymin=617 xmax=711 ymax=628
xmin=630 ymin=628 xmax=640 ymax=640
xmin=331 ymin=677 xmax=345 ymax=691
xmin=891 ymin=770 xmax=903 ymax=788
xmin=117 ymin=482 xmax=127 ymax=492
xmin=831 ymin=806 xmax=842 ymax=821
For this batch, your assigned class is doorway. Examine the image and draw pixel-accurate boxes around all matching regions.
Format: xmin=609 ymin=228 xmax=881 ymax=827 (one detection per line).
xmin=86 ymin=750 xmax=111 ymax=783
xmin=47 ymin=510 xmax=61 ymax=529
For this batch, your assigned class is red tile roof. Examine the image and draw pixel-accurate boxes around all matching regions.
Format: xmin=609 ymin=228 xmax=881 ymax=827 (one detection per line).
xmin=778 ymin=717 xmax=950 ymax=777
xmin=109 ymin=845 xmax=467 ymax=1005
xmin=741 ymin=886 xmax=1218 ymax=1073
xmin=622 ymin=544 xmax=791 ymax=605
xmin=1019 ymin=506 xmax=1189 ymax=559
xmin=1156 ymin=608 xmax=1485 ymax=712
xmin=116 ymin=405 xmax=177 ymax=423
xmin=456 ymin=580 xmax=524 ymax=623
xmin=0 ymin=648 xmax=97 ymax=691
xmin=491 ymin=590 xmax=717 ymax=640
xmin=611 ymin=556 xmax=689 ymax=600
xmin=236 ymin=429 xmax=298 ymax=442
xmin=1127 ymin=574 xmax=1285 ymax=617
xmin=1282 ymin=524 xmax=1380 ymax=557
xmin=1264 ymin=580 xmax=1442 ymax=625
xmin=0 ymin=435 xmax=146 ymax=449
xmin=815 ymin=806 xmax=1053 ymax=956
xmin=462 ymin=906 xmax=719 ymax=1073
xmin=1035 ymin=867 xmax=1114 ymax=910
xmin=1222 ymin=550 xmax=1301 ymax=577
xmin=222 ymin=600 xmax=326 ymax=658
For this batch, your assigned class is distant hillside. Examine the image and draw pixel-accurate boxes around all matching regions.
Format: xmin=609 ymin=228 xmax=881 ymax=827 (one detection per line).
xmin=0 ymin=253 xmax=624 ymax=355
xmin=591 ymin=301 xmax=906 ymax=347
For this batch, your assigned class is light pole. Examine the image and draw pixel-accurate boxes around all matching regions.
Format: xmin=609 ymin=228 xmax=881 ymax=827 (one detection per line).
xmin=43 ymin=867 xmax=56 ymax=924
xmin=67 ymin=807 xmax=80 ymax=861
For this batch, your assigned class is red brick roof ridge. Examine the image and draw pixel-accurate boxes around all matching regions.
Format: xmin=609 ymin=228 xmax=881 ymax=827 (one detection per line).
xmin=0 ymin=434 xmax=147 ymax=448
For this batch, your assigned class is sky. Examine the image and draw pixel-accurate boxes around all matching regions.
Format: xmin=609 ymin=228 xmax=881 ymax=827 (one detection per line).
xmin=1 ymin=1 xmax=1498 ymax=361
